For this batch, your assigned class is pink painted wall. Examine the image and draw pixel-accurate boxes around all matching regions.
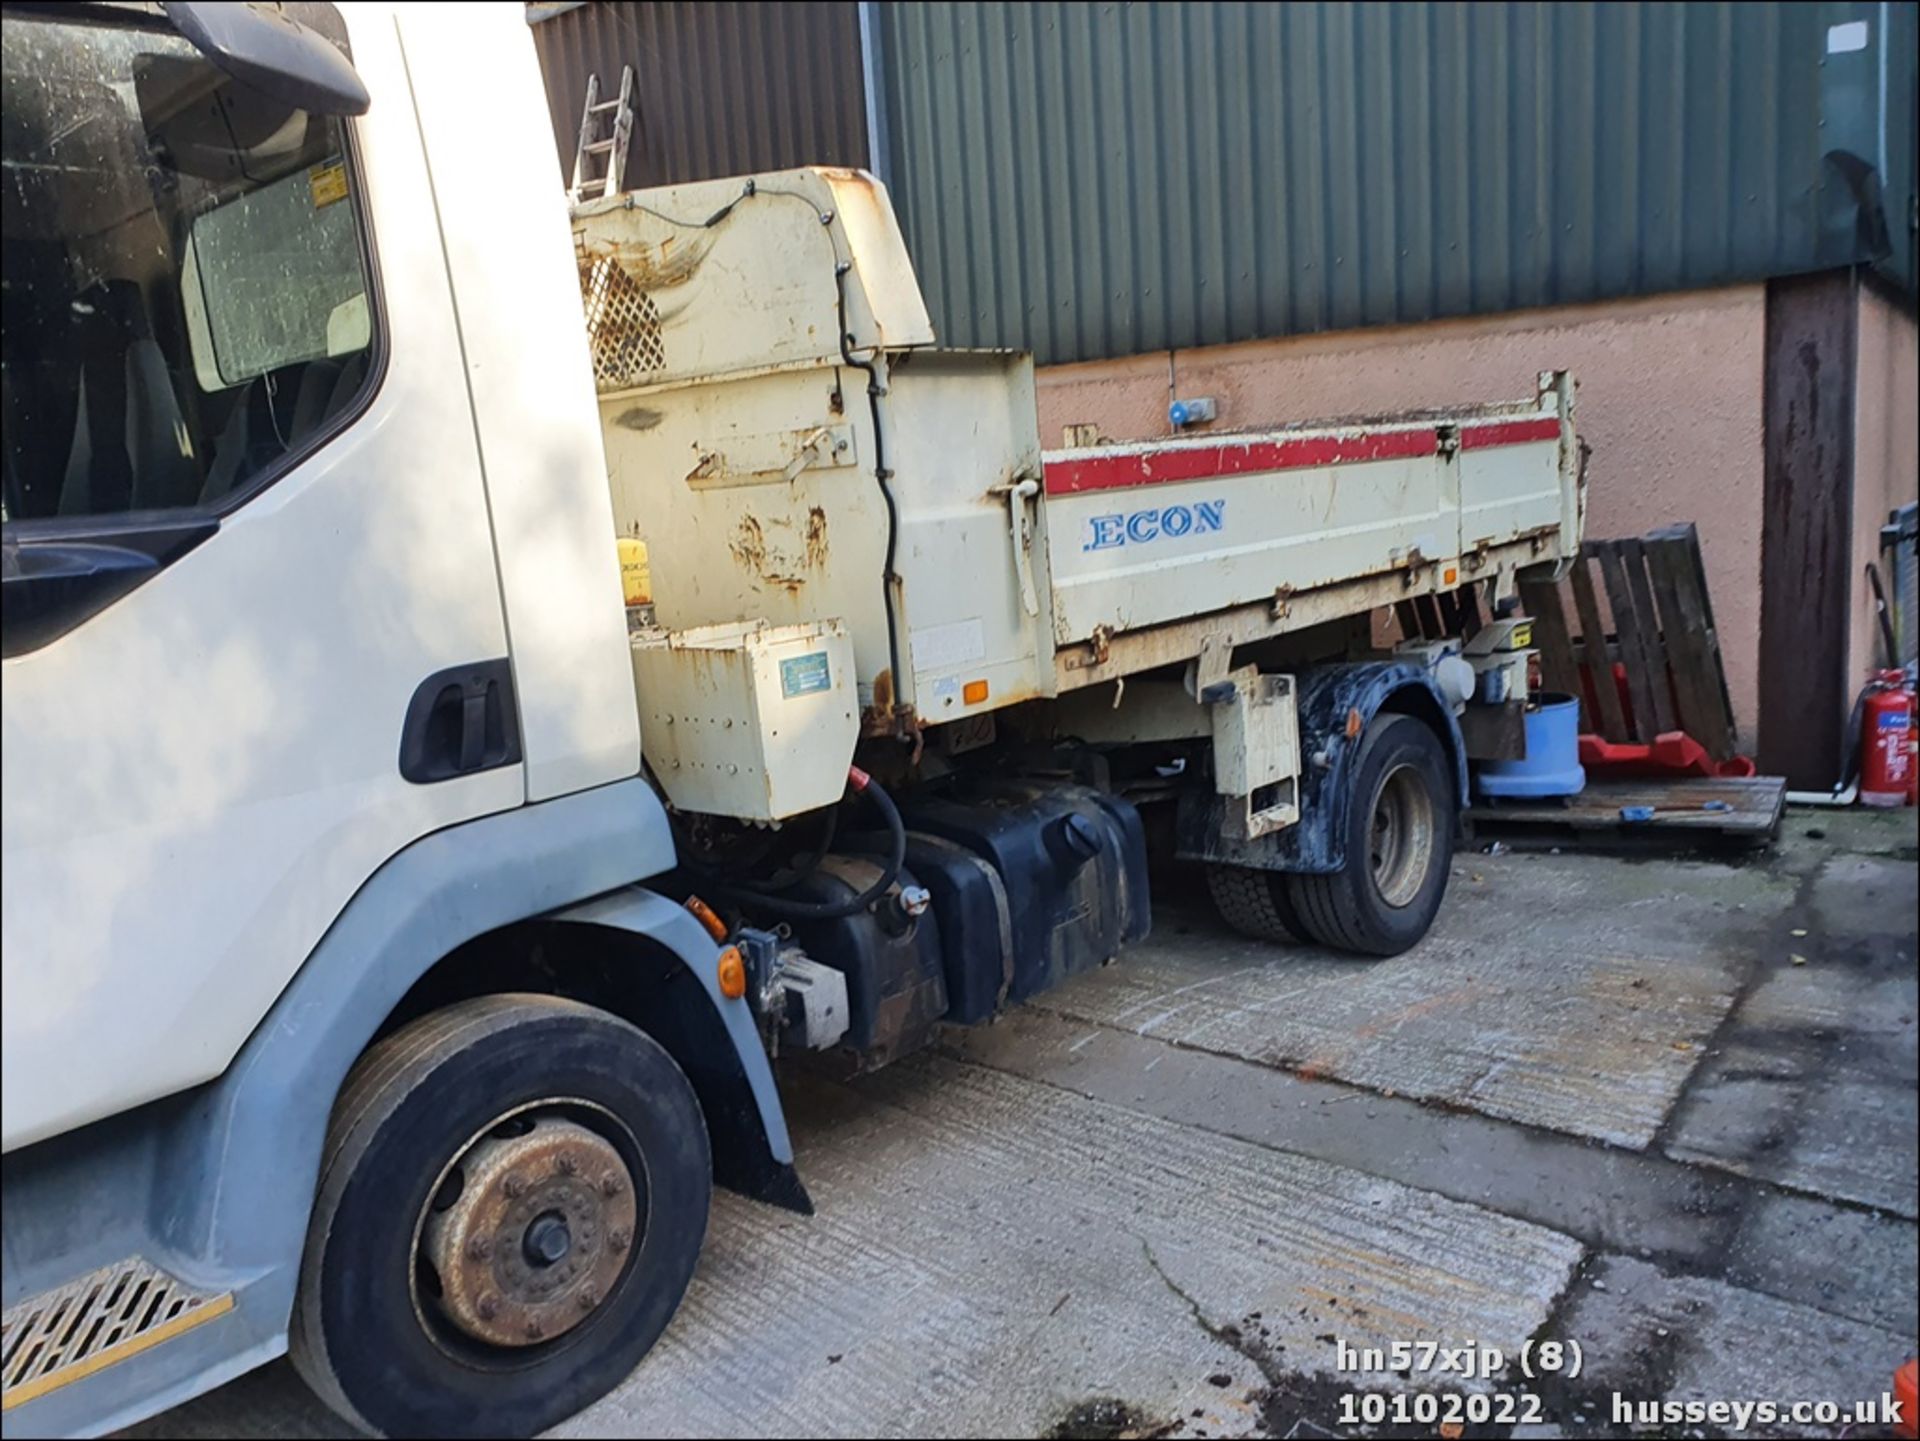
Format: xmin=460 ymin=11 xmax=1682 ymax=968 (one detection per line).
xmin=1036 ymin=287 xmax=1770 ymax=743
xmin=1850 ymin=288 xmax=1920 ymax=691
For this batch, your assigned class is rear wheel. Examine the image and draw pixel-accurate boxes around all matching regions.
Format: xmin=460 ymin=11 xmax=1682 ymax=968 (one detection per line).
xmin=1286 ymin=714 xmax=1456 ymax=956
xmin=1206 ymin=861 xmax=1307 ymax=943
xmin=290 ymin=994 xmax=711 ymax=1439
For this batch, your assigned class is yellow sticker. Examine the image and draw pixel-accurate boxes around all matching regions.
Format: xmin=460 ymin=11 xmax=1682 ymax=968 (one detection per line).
xmin=1509 ymin=620 xmax=1533 ymax=649
xmin=309 ymin=161 xmax=348 ymax=209
xmin=617 ymin=537 xmax=652 ymax=606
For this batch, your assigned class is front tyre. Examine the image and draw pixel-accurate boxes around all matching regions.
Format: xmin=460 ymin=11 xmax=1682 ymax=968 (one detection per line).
xmin=1286 ymin=714 xmax=1456 ymax=956
xmin=289 ymin=994 xmax=711 ymax=1439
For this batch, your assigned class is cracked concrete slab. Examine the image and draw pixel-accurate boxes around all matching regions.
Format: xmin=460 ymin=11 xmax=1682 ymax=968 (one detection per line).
xmin=1544 ymin=1254 xmax=1913 ymax=1438
xmin=949 ymin=1007 xmax=1745 ymax=1260
xmin=1723 ymin=1190 xmax=1920 ymax=1335
xmin=941 ymin=1005 xmax=1918 ymax=1337
xmin=1664 ymin=853 xmax=1919 ymax=1215
xmin=560 ymin=1058 xmax=1582 ymax=1437
xmin=1031 ymin=854 xmax=1788 ymax=1148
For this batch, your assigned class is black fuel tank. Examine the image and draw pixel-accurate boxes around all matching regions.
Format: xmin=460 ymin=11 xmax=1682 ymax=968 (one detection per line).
xmin=899 ymin=832 xmax=1014 ymax=1024
xmin=899 ymin=782 xmax=1150 ymax=1003
xmin=785 ymin=856 xmax=948 ymax=1069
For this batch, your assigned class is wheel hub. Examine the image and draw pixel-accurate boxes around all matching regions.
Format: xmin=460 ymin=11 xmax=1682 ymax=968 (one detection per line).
xmin=1369 ymin=762 xmax=1435 ymax=910
xmin=522 ymin=1211 xmax=573 ymax=1266
xmin=421 ymin=1116 xmax=635 ymax=1347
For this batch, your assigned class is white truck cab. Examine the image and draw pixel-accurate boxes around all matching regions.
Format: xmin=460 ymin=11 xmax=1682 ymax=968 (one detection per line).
xmin=3 ymin=0 xmax=637 ymax=1157
xmin=3 ymin=7 xmax=753 ymax=1436
xmin=1 ymin=5 xmax=1581 ymax=1437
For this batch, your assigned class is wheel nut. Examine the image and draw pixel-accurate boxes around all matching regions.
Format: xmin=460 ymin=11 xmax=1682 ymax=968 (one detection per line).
xmin=477 ymin=1294 xmax=499 ymax=1321
xmin=503 ymin=1172 xmax=528 ymax=1199
xmin=577 ymin=1285 xmax=600 ymax=1311
xmin=525 ymin=1318 xmax=545 ymax=1340
xmin=600 ymin=1173 xmax=625 ymax=1197
xmin=556 ymin=1152 xmax=579 ymax=1176
xmin=609 ymin=1225 xmax=632 ymax=1253
xmin=466 ymin=1235 xmax=493 ymax=1261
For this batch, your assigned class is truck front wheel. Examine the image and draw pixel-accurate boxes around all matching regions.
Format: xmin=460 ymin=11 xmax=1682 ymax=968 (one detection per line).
xmin=290 ymin=994 xmax=711 ymax=1439
xmin=1285 ymin=714 xmax=1456 ymax=956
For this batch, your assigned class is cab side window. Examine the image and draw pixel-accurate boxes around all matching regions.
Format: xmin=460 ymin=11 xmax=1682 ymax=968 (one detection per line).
xmin=0 ymin=12 xmax=377 ymax=526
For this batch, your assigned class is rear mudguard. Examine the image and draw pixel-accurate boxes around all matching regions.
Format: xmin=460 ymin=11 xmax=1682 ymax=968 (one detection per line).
xmin=1176 ymin=660 xmax=1469 ymax=873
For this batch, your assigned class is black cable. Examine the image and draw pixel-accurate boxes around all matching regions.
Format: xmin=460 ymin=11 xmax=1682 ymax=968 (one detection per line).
xmin=834 ymin=262 xmax=906 ymax=716
xmin=1867 ymin=561 xmax=1898 ymax=671
xmin=1836 ymin=680 xmax=1873 ymax=790
xmin=618 ymin=177 xmax=832 ymax=230
xmin=705 ymin=774 xmax=907 ymax=920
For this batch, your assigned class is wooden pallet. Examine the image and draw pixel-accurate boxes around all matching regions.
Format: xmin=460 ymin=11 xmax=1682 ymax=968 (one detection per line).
xmin=1518 ymin=523 xmax=1741 ymax=761
xmin=1473 ymin=776 xmax=1786 ymax=845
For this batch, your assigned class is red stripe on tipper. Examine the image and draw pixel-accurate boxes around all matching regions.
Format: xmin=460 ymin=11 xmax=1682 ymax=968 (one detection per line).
xmin=1457 ymin=417 xmax=1562 ymax=450
xmin=1043 ymin=427 xmax=1440 ymax=496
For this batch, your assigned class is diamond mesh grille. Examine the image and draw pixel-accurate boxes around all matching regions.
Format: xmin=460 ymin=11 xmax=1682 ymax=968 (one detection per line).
xmin=580 ymin=253 xmax=666 ymax=391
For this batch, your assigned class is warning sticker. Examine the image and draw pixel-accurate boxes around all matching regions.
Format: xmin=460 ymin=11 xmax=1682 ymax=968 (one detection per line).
xmin=780 ymin=651 xmax=832 ymax=698
xmin=309 ymin=160 xmax=349 ymax=209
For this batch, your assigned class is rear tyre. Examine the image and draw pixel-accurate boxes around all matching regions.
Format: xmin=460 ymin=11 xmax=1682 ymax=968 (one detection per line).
xmin=1206 ymin=862 xmax=1307 ymax=943
xmin=289 ymin=994 xmax=711 ymax=1439
xmin=1286 ymin=714 xmax=1456 ymax=956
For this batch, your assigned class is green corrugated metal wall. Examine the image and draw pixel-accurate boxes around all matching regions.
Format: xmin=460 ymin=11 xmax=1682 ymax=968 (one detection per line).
xmin=877 ymin=1 xmax=1917 ymax=364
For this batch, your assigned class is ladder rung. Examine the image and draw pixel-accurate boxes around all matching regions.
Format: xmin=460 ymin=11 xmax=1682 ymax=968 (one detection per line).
xmin=589 ymin=100 xmax=623 ymax=113
xmin=585 ymin=139 xmax=615 ymax=154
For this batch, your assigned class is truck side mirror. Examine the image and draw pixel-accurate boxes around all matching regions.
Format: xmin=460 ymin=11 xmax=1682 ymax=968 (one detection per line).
xmin=162 ymin=2 xmax=370 ymax=116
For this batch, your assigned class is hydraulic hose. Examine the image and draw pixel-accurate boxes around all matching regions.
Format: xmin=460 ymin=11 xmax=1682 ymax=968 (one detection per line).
xmin=705 ymin=767 xmax=906 ymax=920
xmin=758 ymin=801 xmax=840 ymax=893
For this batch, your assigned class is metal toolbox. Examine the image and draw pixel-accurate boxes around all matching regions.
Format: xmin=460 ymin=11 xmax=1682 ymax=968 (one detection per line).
xmin=629 ymin=619 xmax=857 ymax=820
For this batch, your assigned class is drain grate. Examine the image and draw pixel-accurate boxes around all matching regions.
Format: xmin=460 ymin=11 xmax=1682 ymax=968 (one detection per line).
xmin=2 ymin=1257 xmax=230 ymax=1410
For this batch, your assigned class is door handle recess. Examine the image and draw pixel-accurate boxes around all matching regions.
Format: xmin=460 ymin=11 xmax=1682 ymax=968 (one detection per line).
xmin=400 ymin=659 xmax=522 ymax=783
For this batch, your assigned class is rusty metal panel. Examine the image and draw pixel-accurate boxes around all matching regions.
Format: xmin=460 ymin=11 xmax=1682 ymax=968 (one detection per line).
xmin=577 ymin=169 xmax=1053 ymax=725
xmin=530 ymin=2 xmax=869 ymax=193
xmin=876 ymin=2 xmax=1917 ymax=365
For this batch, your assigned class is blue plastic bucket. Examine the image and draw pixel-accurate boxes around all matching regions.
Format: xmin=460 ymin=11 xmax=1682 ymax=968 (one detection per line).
xmin=1474 ymin=692 xmax=1586 ymax=798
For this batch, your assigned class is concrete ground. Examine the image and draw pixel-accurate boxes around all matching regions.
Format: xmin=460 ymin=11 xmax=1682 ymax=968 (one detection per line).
xmin=136 ymin=808 xmax=1918 ymax=1439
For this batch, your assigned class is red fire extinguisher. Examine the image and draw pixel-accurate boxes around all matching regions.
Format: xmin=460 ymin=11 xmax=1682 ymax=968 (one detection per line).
xmin=1860 ymin=670 xmax=1916 ymax=808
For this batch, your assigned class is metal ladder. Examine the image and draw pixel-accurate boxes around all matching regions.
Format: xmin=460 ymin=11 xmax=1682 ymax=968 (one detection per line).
xmin=568 ymin=65 xmax=634 ymax=208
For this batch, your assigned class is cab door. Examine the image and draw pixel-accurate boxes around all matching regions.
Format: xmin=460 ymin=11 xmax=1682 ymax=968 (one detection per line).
xmin=1 ymin=6 xmax=516 ymax=1149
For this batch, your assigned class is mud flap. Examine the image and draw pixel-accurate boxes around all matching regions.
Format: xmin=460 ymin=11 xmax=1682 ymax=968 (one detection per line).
xmin=1177 ymin=660 xmax=1468 ymax=874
